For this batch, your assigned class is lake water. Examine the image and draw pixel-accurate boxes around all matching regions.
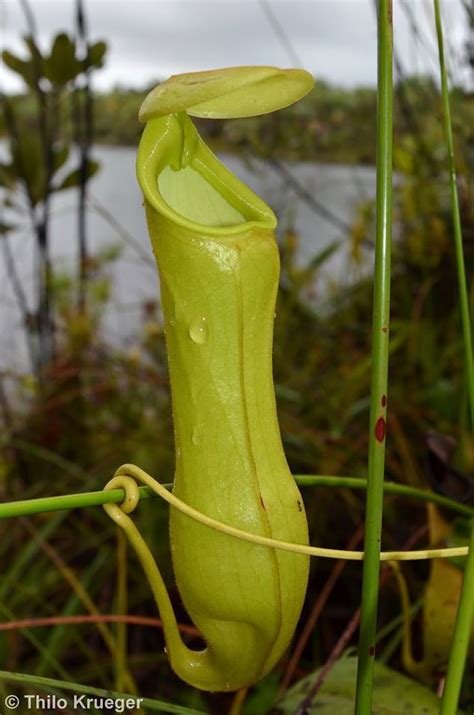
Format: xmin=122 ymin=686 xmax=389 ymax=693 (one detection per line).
xmin=0 ymin=145 xmax=376 ymax=372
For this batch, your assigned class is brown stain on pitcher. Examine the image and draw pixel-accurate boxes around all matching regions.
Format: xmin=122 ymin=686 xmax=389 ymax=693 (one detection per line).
xmin=375 ymin=417 xmax=386 ymax=442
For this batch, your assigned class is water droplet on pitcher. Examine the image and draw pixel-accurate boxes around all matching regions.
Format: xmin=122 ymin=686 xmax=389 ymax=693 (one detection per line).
xmin=189 ymin=316 xmax=208 ymax=344
xmin=192 ymin=425 xmax=201 ymax=445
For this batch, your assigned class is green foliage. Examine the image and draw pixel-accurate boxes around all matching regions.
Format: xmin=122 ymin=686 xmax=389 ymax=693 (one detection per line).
xmin=275 ymin=654 xmax=464 ymax=714
xmin=1 ymin=26 xmax=108 ymax=374
xmin=5 ymin=76 xmax=473 ymax=165
xmin=45 ymin=33 xmax=78 ymax=85
xmin=54 ymin=159 xmax=100 ymax=192
xmin=2 ymin=33 xmax=107 ymax=90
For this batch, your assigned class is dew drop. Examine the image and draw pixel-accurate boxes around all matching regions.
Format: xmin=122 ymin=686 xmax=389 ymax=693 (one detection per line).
xmin=189 ymin=316 xmax=208 ymax=344
xmin=192 ymin=425 xmax=201 ymax=446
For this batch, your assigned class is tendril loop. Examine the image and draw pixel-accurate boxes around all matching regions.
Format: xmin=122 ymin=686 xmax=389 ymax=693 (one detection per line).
xmin=103 ymin=464 xmax=470 ymax=563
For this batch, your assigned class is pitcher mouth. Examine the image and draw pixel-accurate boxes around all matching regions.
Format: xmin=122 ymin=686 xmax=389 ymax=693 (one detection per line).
xmin=136 ymin=113 xmax=277 ymax=237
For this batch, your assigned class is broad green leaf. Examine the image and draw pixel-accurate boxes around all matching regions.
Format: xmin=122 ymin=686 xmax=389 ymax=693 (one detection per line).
xmin=2 ymin=50 xmax=36 ymax=88
xmin=45 ymin=33 xmax=79 ymax=85
xmin=0 ymin=161 xmax=18 ymax=190
xmin=52 ymin=144 xmax=70 ymax=174
xmin=241 ymin=672 xmax=279 ymax=714
xmin=407 ymin=506 xmax=474 ymax=681
xmin=23 ymin=35 xmax=43 ymax=69
xmin=85 ymin=40 xmax=107 ymax=70
xmin=11 ymin=130 xmax=46 ymax=205
xmin=416 ymin=558 xmax=469 ymax=680
xmin=54 ymin=159 xmax=100 ymax=191
xmin=139 ymin=66 xmax=314 ymax=122
xmin=306 ymin=240 xmax=341 ymax=272
xmin=275 ymin=654 xmax=464 ymax=714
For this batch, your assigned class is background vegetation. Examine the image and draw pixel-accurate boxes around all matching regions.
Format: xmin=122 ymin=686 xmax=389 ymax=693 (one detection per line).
xmin=3 ymin=76 xmax=474 ymax=166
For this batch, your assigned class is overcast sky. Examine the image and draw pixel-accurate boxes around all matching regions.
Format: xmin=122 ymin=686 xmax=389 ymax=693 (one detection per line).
xmin=0 ymin=0 xmax=471 ymax=93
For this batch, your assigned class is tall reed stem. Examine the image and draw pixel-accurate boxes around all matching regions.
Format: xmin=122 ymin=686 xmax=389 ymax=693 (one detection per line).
xmin=433 ymin=0 xmax=474 ymax=430
xmin=354 ymin=0 xmax=393 ymax=711
xmin=434 ymin=2 xmax=474 ymax=711
xmin=439 ymin=519 xmax=474 ymax=714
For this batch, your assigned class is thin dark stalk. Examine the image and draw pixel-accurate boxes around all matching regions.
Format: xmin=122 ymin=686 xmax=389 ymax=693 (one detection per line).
xmin=266 ymin=156 xmax=351 ymax=233
xmin=1 ymin=234 xmax=37 ymax=370
xmin=90 ymin=197 xmax=154 ymax=266
xmin=19 ymin=0 xmax=56 ymax=368
xmin=1 ymin=96 xmax=40 ymax=372
xmin=279 ymin=524 xmax=364 ymax=693
xmin=258 ymin=0 xmax=303 ymax=68
xmin=294 ymin=526 xmax=426 ymax=714
xmin=355 ymin=0 xmax=393 ymax=711
xmin=18 ymin=0 xmax=37 ymax=34
xmin=74 ymin=0 xmax=94 ymax=312
xmin=294 ymin=608 xmax=361 ymax=715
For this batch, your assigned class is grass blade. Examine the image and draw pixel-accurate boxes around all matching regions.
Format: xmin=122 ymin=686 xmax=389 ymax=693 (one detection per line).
xmin=433 ymin=0 xmax=474 ymax=431
xmin=439 ymin=520 xmax=474 ymax=714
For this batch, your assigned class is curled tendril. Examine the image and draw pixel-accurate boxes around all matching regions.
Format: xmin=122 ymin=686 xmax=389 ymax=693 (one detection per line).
xmin=104 ymin=475 xmax=140 ymax=514
xmin=104 ymin=464 xmax=469 ymax=563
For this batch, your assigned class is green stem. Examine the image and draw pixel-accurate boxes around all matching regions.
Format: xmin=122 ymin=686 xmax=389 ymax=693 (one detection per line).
xmin=433 ymin=0 xmax=474 ymax=430
xmin=434 ymin=4 xmax=474 ymax=711
xmin=0 ymin=486 xmax=162 ymax=519
xmin=296 ymin=476 xmax=474 ymax=518
xmin=355 ymin=0 xmax=393 ymax=712
xmin=439 ymin=519 xmax=474 ymax=715
xmin=0 ymin=670 xmax=206 ymax=715
xmin=0 ymin=476 xmax=473 ymax=521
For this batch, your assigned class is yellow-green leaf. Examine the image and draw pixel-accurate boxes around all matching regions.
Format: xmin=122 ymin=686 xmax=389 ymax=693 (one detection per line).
xmin=139 ymin=65 xmax=314 ymax=122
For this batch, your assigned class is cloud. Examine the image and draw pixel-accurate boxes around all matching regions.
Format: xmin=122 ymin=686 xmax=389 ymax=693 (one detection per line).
xmin=0 ymin=0 xmax=469 ymax=93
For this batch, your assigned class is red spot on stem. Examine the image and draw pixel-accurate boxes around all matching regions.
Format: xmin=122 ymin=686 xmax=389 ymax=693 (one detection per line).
xmin=375 ymin=417 xmax=386 ymax=442
xmin=382 ymin=326 xmax=388 ymax=333
xmin=381 ymin=395 xmax=387 ymax=407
